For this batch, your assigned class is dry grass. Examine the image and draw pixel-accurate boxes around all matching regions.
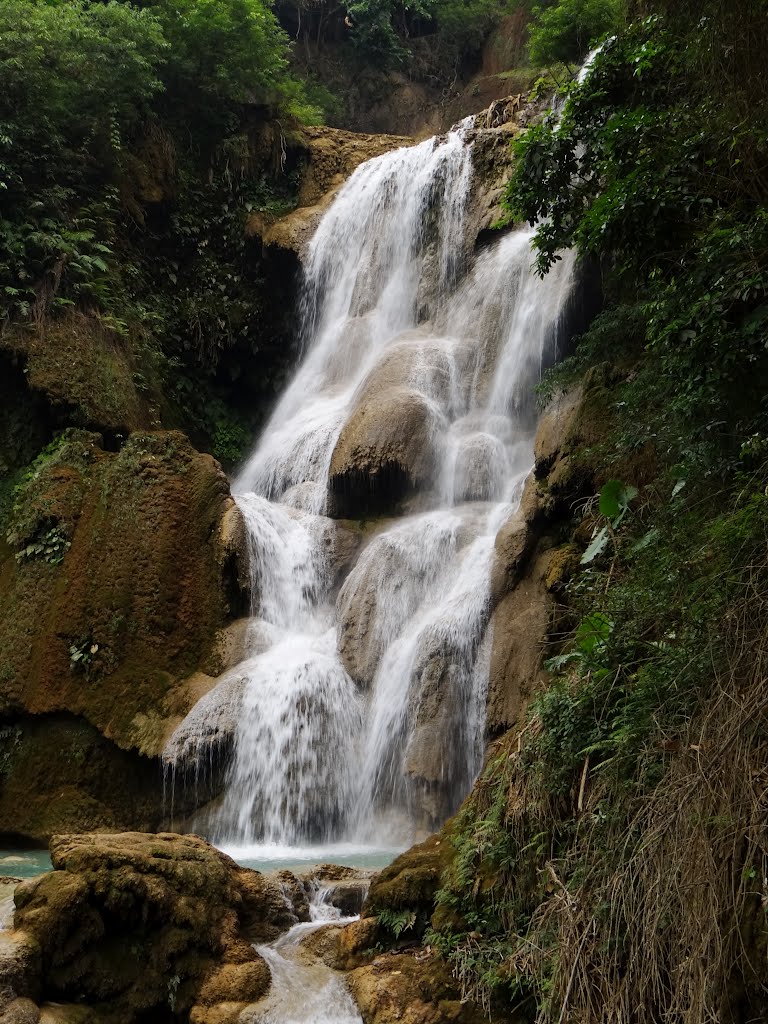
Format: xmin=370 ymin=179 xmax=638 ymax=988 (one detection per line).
xmin=450 ymin=531 xmax=768 ymax=1024
xmin=502 ymin=566 xmax=768 ymax=1023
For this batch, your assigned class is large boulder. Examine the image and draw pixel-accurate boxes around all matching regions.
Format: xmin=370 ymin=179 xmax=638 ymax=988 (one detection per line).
xmin=329 ymin=386 xmax=442 ymax=517
xmin=328 ymin=334 xmax=472 ymax=518
xmin=347 ymin=950 xmax=490 ymax=1024
xmin=9 ymin=833 xmax=297 ymax=1022
xmin=361 ymin=834 xmax=448 ymax=927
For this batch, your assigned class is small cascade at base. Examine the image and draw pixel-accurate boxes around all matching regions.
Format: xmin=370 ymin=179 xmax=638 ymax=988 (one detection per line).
xmin=252 ymin=888 xmax=362 ymax=1024
xmin=164 ymin=110 xmax=579 ymax=860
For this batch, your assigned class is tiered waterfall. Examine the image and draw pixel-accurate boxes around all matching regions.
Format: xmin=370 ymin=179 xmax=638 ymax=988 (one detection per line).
xmin=165 ymin=117 xmax=577 ymax=858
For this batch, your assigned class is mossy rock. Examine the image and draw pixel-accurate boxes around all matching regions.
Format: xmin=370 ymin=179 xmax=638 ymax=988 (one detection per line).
xmin=362 ymin=834 xmax=450 ymax=920
xmin=544 ymin=543 xmax=580 ymax=592
xmin=13 ymin=833 xmax=281 ymax=1022
xmin=0 ymin=430 xmax=239 ymax=760
xmin=0 ymin=316 xmax=162 ymax=437
xmin=0 ymin=716 xmax=161 ymax=843
xmin=347 ymin=949 xmax=495 ymax=1024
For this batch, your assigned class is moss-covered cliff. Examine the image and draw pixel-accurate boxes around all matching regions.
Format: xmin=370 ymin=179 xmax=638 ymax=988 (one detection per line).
xmin=0 ymin=428 xmax=249 ymax=841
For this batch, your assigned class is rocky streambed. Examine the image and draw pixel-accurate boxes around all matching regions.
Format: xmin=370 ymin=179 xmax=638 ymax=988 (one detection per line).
xmin=0 ymin=831 xmax=491 ymax=1024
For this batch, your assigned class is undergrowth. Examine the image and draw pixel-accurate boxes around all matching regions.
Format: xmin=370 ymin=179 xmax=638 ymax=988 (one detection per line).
xmin=432 ymin=468 xmax=768 ymax=1021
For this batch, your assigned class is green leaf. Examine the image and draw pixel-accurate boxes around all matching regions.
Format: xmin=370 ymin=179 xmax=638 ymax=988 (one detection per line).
xmin=599 ymin=480 xmax=624 ymax=519
xmin=581 ymin=525 xmax=610 ymax=564
xmin=599 ymin=479 xmax=638 ymax=519
xmin=545 ymin=652 xmax=580 ymax=671
xmin=575 ymin=612 xmax=613 ymax=653
xmin=629 ymin=528 xmax=660 ymax=554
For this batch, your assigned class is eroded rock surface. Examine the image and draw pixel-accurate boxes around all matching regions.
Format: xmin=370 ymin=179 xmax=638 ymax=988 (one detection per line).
xmin=1 ymin=431 xmax=243 ymax=752
xmin=347 ymin=951 xmax=488 ymax=1024
xmin=7 ymin=833 xmax=302 ymax=1023
xmin=0 ymin=431 xmax=248 ymax=840
xmin=247 ymin=126 xmax=412 ymax=257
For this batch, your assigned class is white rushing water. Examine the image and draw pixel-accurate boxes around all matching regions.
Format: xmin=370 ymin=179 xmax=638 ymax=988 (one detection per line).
xmin=165 ymin=112 xmax=579 ymax=858
xmin=251 ymin=888 xmax=362 ymax=1024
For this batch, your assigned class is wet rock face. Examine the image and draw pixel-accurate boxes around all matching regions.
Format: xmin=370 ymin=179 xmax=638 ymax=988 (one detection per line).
xmin=0 ymin=930 xmax=41 ymax=1011
xmin=0 ymin=429 xmax=248 ymax=839
xmin=0 ymin=716 xmax=162 ymax=843
xmin=486 ymin=553 xmax=552 ymax=739
xmin=9 ymin=833 xmax=295 ymax=1023
xmin=247 ymin=125 xmax=413 ymax=258
xmin=329 ymin=387 xmax=441 ymax=518
xmin=328 ymin=333 xmax=473 ymax=519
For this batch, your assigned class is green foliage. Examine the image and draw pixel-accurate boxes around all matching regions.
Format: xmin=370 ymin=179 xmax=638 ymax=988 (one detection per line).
xmin=15 ymin=524 xmax=71 ymax=567
xmin=0 ymin=0 xmax=165 ymax=321
xmin=69 ymin=638 xmax=100 ymax=670
xmin=535 ymin=303 xmax=646 ymax=405
xmin=0 ymin=0 xmax=310 ymax=455
xmin=142 ymin=0 xmax=292 ymax=132
xmin=344 ymin=0 xmax=515 ymax=69
xmin=527 ymin=0 xmax=623 ymax=67
xmin=438 ymin=10 xmax=768 ymax=1016
xmin=507 ymin=8 xmax=768 ymax=472
xmin=377 ymin=907 xmax=417 ymax=938
xmin=138 ymin=167 xmax=298 ymax=368
xmin=580 ymin=477 xmax=637 ymax=563
xmin=432 ymin=470 xmax=768 ymax=1017
xmin=0 ymin=0 xmax=310 ymax=323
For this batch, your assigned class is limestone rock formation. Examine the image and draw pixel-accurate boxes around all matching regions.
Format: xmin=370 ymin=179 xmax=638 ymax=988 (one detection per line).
xmin=486 ymin=551 xmax=552 ymax=737
xmin=533 ymin=371 xmax=624 ymax=505
xmin=489 ymin=505 xmax=534 ymax=606
xmin=329 ymin=387 xmax=441 ymax=517
xmin=247 ymin=125 xmax=412 ymax=257
xmin=328 ymin=333 xmax=473 ymax=517
xmin=0 ymin=717 xmax=162 ymax=844
xmin=347 ymin=951 xmax=489 ymax=1024
xmin=362 ymin=834 xmax=448 ymax=924
xmin=338 ymin=844 xmax=497 ymax=1020
xmin=7 ymin=833 xmax=300 ymax=1023
xmin=0 ymin=430 xmax=248 ymax=840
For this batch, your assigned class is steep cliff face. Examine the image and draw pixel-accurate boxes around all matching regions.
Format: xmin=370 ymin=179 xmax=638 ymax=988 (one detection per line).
xmin=0 ymin=429 xmax=248 ymax=841
xmin=283 ymin=6 xmax=532 ymax=139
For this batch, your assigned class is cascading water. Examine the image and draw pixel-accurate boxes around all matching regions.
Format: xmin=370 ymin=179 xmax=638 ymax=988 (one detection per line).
xmin=253 ymin=889 xmax=363 ymax=1024
xmin=165 ymin=112 xmax=578 ymax=860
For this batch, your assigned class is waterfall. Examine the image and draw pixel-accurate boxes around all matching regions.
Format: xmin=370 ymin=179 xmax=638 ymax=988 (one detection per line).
xmin=165 ymin=116 xmax=578 ymax=856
